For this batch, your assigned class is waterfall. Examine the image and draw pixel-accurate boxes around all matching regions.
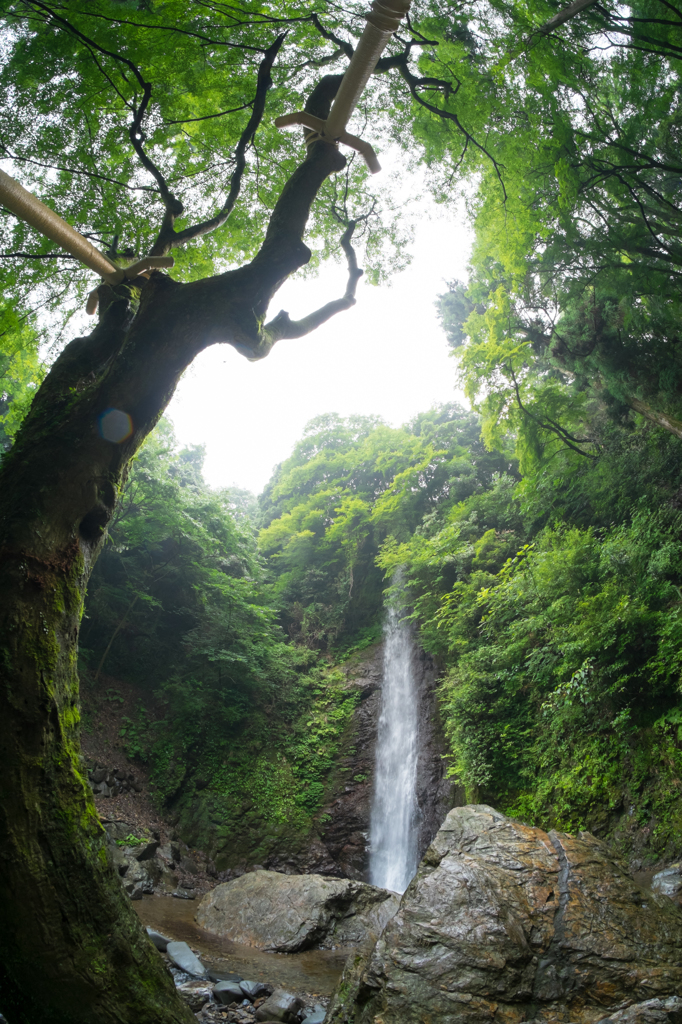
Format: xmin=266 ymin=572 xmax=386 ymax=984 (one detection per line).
xmin=369 ymin=593 xmax=419 ymax=894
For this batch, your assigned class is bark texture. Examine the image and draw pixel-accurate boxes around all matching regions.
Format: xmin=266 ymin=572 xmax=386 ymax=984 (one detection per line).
xmin=0 ymin=139 xmax=345 ymax=1023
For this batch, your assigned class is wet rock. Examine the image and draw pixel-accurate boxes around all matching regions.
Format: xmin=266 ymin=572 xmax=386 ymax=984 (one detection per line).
xmin=135 ymin=839 xmax=160 ymax=861
xmin=327 ymin=804 xmax=682 ymax=1024
xmin=105 ymin=837 xmax=129 ymax=877
xmin=240 ymin=980 xmax=269 ymax=1000
xmin=179 ymin=854 xmax=198 ymax=874
xmin=166 ymin=940 xmax=208 ymax=978
xmin=122 ymin=856 xmax=154 ymax=898
xmin=172 ymin=887 xmax=196 ymax=899
xmin=213 ymin=981 xmax=245 ymax=1004
xmin=146 ymin=927 xmax=172 ymax=952
xmin=196 ymin=870 xmax=399 ymax=952
xmin=254 ymin=989 xmax=303 ymax=1023
xmin=121 ymin=855 xmax=158 ymax=898
xmin=652 ymin=864 xmax=682 ymax=902
xmin=208 ymin=969 xmax=243 ymax=984
xmin=157 ymin=843 xmax=176 ymax=868
xmin=309 ymin=642 xmax=454 ymax=880
xmin=176 ymin=978 xmax=213 ymax=1011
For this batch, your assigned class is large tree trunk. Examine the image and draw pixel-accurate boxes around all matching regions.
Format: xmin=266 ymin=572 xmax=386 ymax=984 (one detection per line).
xmin=0 ymin=138 xmax=345 ymax=1023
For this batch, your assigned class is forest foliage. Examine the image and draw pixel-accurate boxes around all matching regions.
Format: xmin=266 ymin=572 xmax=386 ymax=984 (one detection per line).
xmin=2 ymin=0 xmax=682 ymax=863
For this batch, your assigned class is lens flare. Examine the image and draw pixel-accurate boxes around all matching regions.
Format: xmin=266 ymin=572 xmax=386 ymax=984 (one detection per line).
xmin=98 ymin=408 xmax=133 ymax=443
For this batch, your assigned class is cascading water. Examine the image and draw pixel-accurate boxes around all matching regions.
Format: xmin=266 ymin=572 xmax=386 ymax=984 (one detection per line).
xmin=369 ymin=592 xmax=419 ymax=894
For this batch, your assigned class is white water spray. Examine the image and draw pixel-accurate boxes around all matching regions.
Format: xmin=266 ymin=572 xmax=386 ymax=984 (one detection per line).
xmin=369 ymin=594 xmax=419 ymax=894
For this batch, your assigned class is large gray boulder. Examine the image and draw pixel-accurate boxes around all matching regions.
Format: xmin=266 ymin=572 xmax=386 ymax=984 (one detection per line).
xmin=195 ymin=869 xmax=399 ymax=952
xmin=326 ymin=804 xmax=682 ymax=1024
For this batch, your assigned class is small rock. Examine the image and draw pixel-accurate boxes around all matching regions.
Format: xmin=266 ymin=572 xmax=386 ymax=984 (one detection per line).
xmin=90 ymin=768 xmax=107 ymax=783
xmin=146 ymin=927 xmax=172 ymax=952
xmin=652 ymin=864 xmax=682 ymax=901
xmin=176 ymin=979 xmax=214 ymax=1012
xmin=172 ymin=888 xmax=196 ymax=900
xmin=301 ymin=1013 xmax=325 ymax=1024
xmin=240 ymin=980 xmax=269 ymax=1000
xmin=166 ymin=940 xmax=208 ymax=978
xmin=255 ymin=989 xmax=303 ymax=1023
xmin=213 ymin=981 xmax=245 ymax=1005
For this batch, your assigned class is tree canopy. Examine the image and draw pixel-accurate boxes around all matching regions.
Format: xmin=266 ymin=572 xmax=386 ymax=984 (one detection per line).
xmin=2 ymin=0 xmax=682 ymax=1020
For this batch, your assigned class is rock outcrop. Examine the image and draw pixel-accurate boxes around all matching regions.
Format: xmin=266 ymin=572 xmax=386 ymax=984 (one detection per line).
xmin=195 ymin=869 xmax=399 ymax=952
xmin=175 ymin=641 xmax=454 ymax=881
xmin=326 ymin=804 xmax=682 ymax=1024
xmin=297 ymin=641 xmax=453 ymax=880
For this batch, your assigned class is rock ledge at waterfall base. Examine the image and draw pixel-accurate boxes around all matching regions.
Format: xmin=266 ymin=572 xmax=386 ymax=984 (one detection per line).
xmin=195 ymin=869 xmax=399 ymax=952
xmin=326 ymin=804 xmax=682 ymax=1024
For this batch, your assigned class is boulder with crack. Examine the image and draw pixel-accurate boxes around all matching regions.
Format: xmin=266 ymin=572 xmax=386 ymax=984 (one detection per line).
xmin=326 ymin=804 xmax=682 ymax=1024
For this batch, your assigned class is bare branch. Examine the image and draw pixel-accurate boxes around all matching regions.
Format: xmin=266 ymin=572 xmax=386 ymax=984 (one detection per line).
xmin=396 ymin=59 xmax=507 ymax=200
xmin=0 ymin=144 xmax=158 ymax=194
xmin=261 ymin=221 xmax=363 ymax=344
xmin=532 ymin=0 xmax=601 ymax=37
xmin=164 ymin=102 xmax=254 ymax=126
xmin=66 ymin=7 xmax=268 ymax=53
xmin=0 ymin=252 xmax=79 ymax=259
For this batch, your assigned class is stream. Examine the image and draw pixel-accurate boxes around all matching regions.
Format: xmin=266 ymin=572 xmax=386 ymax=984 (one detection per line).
xmin=134 ymin=894 xmax=348 ymax=996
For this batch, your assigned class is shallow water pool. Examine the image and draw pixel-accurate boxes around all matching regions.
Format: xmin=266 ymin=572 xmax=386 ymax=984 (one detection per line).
xmin=134 ymin=894 xmax=348 ymax=996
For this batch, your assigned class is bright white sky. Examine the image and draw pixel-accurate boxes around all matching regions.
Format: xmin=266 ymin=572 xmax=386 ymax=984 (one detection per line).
xmin=168 ymin=180 xmax=472 ymax=495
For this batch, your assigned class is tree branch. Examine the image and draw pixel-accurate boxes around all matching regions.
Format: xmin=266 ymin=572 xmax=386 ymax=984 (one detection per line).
xmin=260 ymin=220 xmax=363 ymax=345
xmin=310 ymin=13 xmax=354 ymax=59
xmin=396 ymin=59 xmax=507 ymax=200
xmin=532 ymin=0 xmax=601 ymax=37
xmin=507 ymin=363 xmax=599 ymax=458
xmin=151 ymin=33 xmax=286 ymax=255
xmin=0 ymin=252 xmax=80 ymax=259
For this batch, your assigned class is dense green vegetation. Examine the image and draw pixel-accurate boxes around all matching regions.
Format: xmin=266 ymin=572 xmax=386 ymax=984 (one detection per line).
xmin=68 ymin=389 xmax=682 ymax=864
xmin=1 ymin=0 xmax=682 ymax=881
xmin=257 ymin=390 xmax=682 ymax=857
xmin=75 ymin=421 xmax=361 ymax=868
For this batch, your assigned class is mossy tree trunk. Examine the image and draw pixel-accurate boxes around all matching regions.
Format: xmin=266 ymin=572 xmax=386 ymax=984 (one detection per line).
xmin=0 ymin=134 xmax=349 ymax=1022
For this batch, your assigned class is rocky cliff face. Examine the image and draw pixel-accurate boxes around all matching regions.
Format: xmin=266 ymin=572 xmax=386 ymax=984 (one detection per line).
xmin=246 ymin=640 xmax=453 ymax=880
xmin=268 ymin=641 xmax=454 ymax=880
